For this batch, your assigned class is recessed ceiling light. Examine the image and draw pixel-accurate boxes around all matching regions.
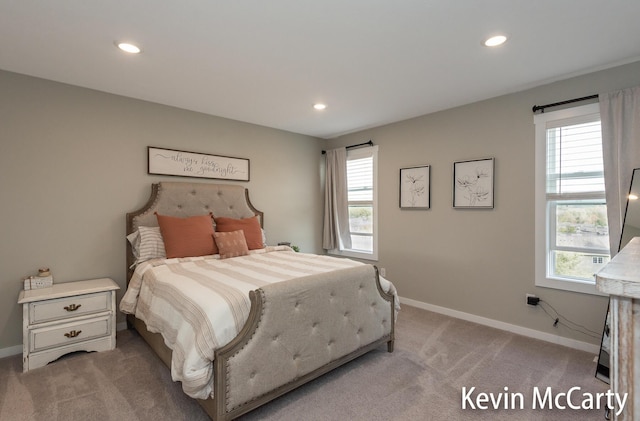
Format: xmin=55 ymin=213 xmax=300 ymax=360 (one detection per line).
xmin=313 ymin=103 xmax=327 ymax=110
xmin=116 ymin=42 xmax=141 ymax=54
xmin=483 ymin=35 xmax=507 ymax=47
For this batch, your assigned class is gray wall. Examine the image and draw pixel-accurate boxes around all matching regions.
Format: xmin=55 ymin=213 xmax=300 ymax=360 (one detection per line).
xmin=3 ymin=60 xmax=640 ymax=352
xmin=326 ymin=60 xmax=640 ymax=346
xmin=0 ymin=70 xmax=323 ymax=349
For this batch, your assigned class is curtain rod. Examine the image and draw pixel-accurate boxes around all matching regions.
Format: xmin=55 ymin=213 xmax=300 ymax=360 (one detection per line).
xmin=532 ymin=94 xmax=598 ymax=114
xmin=321 ymin=140 xmax=373 ymax=155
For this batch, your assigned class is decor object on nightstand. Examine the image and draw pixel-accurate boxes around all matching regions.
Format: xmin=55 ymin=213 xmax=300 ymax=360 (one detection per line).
xmin=277 ymin=242 xmax=299 ymax=252
xmin=22 ymin=267 xmax=54 ymax=290
xmin=18 ymin=278 xmax=119 ymax=372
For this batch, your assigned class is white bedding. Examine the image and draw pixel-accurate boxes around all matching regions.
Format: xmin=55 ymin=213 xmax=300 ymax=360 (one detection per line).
xmin=120 ymin=246 xmax=397 ymax=399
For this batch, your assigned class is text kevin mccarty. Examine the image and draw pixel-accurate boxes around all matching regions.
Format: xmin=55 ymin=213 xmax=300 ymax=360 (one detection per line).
xmin=461 ymin=386 xmax=628 ymax=417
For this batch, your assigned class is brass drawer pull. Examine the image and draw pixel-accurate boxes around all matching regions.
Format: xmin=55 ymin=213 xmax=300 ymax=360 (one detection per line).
xmin=64 ymin=330 xmax=82 ymax=338
xmin=63 ymin=304 xmax=82 ymax=312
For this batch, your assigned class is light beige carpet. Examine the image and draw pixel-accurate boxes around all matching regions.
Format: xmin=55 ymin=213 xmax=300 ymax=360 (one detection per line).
xmin=0 ymin=305 xmax=609 ymax=420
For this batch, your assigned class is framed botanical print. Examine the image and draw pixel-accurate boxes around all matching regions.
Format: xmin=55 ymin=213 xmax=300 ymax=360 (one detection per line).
xmin=453 ymin=158 xmax=494 ymax=209
xmin=400 ymin=165 xmax=430 ymax=209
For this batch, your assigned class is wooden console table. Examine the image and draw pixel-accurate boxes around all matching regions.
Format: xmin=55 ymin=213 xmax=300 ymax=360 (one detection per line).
xmin=596 ymin=236 xmax=640 ymax=420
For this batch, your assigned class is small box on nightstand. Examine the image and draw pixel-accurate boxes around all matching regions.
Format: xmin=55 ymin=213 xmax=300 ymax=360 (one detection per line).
xmin=22 ymin=275 xmax=53 ymax=290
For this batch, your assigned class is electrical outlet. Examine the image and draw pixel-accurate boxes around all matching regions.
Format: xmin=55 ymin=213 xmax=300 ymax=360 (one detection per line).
xmin=379 ymin=267 xmax=386 ymax=277
xmin=526 ymin=293 xmax=540 ymax=306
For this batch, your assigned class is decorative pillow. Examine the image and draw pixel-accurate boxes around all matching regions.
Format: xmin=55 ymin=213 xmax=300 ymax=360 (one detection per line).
xmin=156 ymin=213 xmax=218 ymax=258
xmin=126 ymin=231 xmax=140 ymax=255
xmin=213 ymin=215 xmax=264 ymax=250
xmin=213 ymin=230 xmax=249 ymax=259
xmin=138 ymin=226 xmax=166 ymax=261
xmin=127 ymin=226 xmax=166 ymax=265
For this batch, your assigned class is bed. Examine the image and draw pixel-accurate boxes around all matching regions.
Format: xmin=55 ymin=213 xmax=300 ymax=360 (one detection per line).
xmin=120 ymin=181 xmax=397 ymax=420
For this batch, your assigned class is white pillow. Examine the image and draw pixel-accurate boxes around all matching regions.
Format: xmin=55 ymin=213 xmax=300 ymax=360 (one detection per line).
xmin=127 ymin=226 xmax=166 ymax=265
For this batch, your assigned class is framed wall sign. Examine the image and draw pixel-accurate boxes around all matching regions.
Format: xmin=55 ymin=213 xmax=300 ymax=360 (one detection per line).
xmin=148 ymin=146 xmax=250 ymax=181
xmin=400 ymin=165 xmax=430 ymax=209
xmin=453 ymin=158 xmax=494 ymax=208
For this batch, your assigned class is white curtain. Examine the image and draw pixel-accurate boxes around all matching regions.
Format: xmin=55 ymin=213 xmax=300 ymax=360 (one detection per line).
xmin=600 ymin=85 xmax=640 ymax=255
xmin=323 ymin=148 xmax=352 ymax=250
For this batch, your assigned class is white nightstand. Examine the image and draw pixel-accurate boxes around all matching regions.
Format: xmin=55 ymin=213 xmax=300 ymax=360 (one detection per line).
xmin=17 ymin=278 xmax=120 ymax=372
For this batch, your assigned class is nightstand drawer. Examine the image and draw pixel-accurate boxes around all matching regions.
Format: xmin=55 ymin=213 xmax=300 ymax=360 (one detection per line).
xmin=29 ymin=291 xmax=110 ymax=324
xmin=30 ymin=315 xmax=111 ymax=352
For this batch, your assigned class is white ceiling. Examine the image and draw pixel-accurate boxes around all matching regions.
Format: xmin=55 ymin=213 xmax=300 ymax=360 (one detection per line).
xmin=2 ymin=1 xmax=640 ymax=139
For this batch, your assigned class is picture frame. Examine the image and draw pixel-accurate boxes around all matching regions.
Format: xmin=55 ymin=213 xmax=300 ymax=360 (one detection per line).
xmin=453 ymin=158 xmax=494 ymax=209
xmin=400 ymin=165 xmax=430 ymax=209
xmin=148 ymin=146 xmax=250 ymax=181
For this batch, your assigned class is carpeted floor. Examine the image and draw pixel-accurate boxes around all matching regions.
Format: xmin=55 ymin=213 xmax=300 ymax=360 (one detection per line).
xmin=0 ymin=305 xmax=610 ymax=420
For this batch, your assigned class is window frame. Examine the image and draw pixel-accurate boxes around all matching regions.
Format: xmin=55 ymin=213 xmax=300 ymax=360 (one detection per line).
xmin=329 ymin=145 xmax=379 ymax=261
xmin=534 ymin=103 xmax=608 ymax=295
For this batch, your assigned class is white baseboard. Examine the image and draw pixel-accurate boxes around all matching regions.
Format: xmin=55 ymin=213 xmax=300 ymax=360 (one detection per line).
xmin=0 ymin=345 xmax=22 ymax=359
xmin=399 ymin=296 xmax=600 ymax=355
xmin=0 ymin=322 xmax=131 ymax=359
xmin=1 ymin=301 xmax=599 ymax=358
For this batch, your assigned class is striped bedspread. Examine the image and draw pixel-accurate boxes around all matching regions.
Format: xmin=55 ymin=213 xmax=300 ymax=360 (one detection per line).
xmin=120 ymin=246 xmax=397 ymax=399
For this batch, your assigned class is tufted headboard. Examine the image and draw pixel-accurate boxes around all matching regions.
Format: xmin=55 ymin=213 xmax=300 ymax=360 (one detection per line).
xmin=126 ymin=181 xmax=263 ymax=281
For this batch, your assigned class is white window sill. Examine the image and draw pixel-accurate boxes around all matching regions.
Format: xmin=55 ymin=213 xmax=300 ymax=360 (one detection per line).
xmin=328 ymin=249 xmax=378 ymax=262
xmin=535 ymin=276 xmax=608 ymax=297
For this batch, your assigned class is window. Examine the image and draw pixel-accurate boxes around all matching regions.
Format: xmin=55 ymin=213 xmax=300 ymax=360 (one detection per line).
xmin=332 ymin=145 xmax=378 ymax=260
xmin=535 ymin=103 xmax=610 ymax=295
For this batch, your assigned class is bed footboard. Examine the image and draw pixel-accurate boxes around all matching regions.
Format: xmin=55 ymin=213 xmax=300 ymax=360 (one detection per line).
xmin=213 ymin=264 xmax=394 ymax=420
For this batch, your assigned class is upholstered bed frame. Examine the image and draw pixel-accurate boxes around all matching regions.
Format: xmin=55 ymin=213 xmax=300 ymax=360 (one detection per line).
xmin=125 ymin=181 xmax=395 ymax=420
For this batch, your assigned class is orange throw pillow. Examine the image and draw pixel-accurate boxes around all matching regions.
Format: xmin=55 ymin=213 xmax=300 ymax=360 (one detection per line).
xmin=213 ymin=215 xmax=263 ymax=250
xmin=155 ymin=213 xmax=218 ymax=258
xmin=213 ymin=230 xmax=249 ymax=259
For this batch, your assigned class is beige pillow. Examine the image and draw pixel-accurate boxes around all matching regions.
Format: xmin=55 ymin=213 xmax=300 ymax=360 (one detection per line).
xmin=127 ymin=226 xmax=166 ymax=265
xmin=213 ymin=230 xmax=249 ymax=259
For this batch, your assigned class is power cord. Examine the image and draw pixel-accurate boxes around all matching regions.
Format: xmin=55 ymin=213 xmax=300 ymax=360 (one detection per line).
xmin=537 ymin=299 xmax=602 ymax=340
